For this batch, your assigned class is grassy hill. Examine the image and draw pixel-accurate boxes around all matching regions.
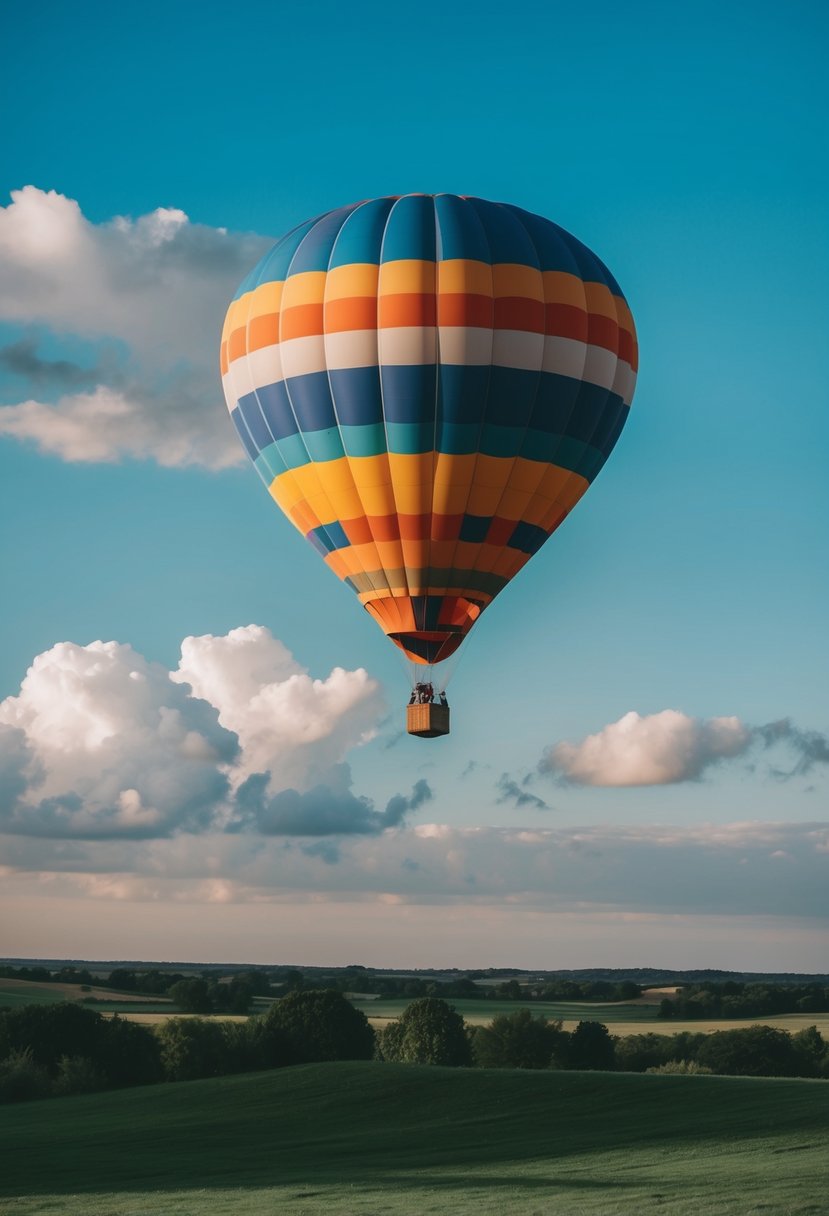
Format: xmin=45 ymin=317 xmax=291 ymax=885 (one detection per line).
xmin=1 ymin=1063 xmax=827 ymax=1214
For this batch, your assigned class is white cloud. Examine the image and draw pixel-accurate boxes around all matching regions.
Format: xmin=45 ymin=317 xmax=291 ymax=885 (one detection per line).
xmin=541 ymin=709 xmax=752 ymax=786
xmin=0 ymin=640 xmax=238 ymax=837
xmin=172 ymin=625 xmax=383 ymax=790
xmin=0 ymin=627 xmax=387 ymax=839
xmin=540 ymin=710 xmax=829 ymax=787
xmin=0 ymin=186 xmax=270 ymax=467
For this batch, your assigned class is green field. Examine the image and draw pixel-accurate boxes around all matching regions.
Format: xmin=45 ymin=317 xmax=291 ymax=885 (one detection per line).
xmin=1 ymin=1063 xmax=827 ymax=1215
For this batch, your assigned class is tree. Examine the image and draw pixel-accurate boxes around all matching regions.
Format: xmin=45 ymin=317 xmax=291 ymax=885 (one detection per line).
xmin=379 ymin=998 xmax=471 ymax=1066
xmin=471 ymin=1009 xmax=566 ymax=1070
xmin=792 ymin=1026 xmax=828 ymax=1078
xmin=0 ymin=1004 xmax=108 ymax=1076
xmin=697 ymin=1026 xmax=799 ymax=1077
xmin=169 ymin=978 xmax=213 ymax=1014
xmin=156 ymin=1018 xmax=229 ymax=1081
xmin=263 ymin=990 xmax=374 ymax=1064
xmin=100 ymin=1016 xmax=162 ymax=1087
xmin=566 ymin=1021 xmax=616 ymax=1071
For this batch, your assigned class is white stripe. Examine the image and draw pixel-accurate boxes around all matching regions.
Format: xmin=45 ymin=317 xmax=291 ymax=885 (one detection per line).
xmin=437 ymin=326 xmax=493 ymax=365
xmin=324 ymin=328 xmax=379 ymax=370
xmin=279 ymin=333 xmax=326 ymax=381
xmin=226 ymin=325 xmax=638 ymax=405
xmin=492 ymin=328 xmax=545 ymax=371
xmin=378 ymin=326 xmax=437 ymax=366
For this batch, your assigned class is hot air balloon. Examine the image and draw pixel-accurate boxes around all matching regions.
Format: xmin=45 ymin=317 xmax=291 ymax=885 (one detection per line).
xmin=220 ymin=195 xmax=637 ymax=737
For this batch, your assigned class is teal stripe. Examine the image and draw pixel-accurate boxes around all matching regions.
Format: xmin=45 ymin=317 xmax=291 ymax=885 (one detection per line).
xmin=385 ymin=421 xmax=434 ymax=454
xmin=253 ymin=443 xmax=289 ymax=482
xmin=258 ymin=423 xmax=607 ymax=482
xmin=303 ymin=427 xmax=346 ymax=462
xmin=339 ymin=422 xmax=387 ymax=457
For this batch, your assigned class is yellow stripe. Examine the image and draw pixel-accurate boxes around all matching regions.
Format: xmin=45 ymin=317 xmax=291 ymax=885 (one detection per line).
xmin=542 ymin=271 xmax=588 ymax=307
xmin=583 ymin=282 xmax=618 ymax=319
xmin=437 ymin=259 xmax=493 ymax=295
xmin=280 ymin=270 xmax=327 ymax=307
xmin=325 ymin=263 xmax=380 ymax=300
xmin=378 ymin=259 xmax=436 ymax=294
xmin=245 ymin=280 xmax=283 ymax=321
xmin=491 ymin=263 xmax=543 ymax=299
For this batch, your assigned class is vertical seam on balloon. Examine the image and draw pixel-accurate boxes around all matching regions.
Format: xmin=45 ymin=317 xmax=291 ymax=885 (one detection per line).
xmin=426 ymin=193 xmax=442 ymax=657
xmin=240 ymin=234 xmax=301 ymax=494
xmin=279 ymin=210 xmax=353 ymax=557
xmin=324 ymin=201 xmax=390 ymax=599
xmin=377 ymin=196 xmax=414 ymax=614
xmin=438 ymin=196 xmax=496 ymax=621
xmin=504 ymin=208 xmax=592 ymax=552
xmin=469 ymin=201 xmax=544 ymax=586
xmin=543 ymin=236 xmax=626 ymax=536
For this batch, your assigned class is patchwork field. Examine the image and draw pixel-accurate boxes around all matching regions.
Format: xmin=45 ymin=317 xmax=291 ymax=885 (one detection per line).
xmin=1 ymin=1062 xmax=827 ymax=1215
xmin=0 ymin=978 xmax=171 ymax=1012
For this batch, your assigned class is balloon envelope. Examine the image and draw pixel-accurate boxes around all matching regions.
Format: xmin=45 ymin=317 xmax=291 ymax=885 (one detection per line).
xmin=221 ymin=195 xmax=637 ymax=665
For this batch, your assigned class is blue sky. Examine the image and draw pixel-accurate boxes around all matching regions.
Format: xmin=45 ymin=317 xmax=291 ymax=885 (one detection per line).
xmin=0 ymin=0 xmax=827 ymax=968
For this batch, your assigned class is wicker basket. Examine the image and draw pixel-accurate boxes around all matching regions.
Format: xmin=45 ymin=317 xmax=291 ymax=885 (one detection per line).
xmin=406 ymin=702 xmax=450 ymax=738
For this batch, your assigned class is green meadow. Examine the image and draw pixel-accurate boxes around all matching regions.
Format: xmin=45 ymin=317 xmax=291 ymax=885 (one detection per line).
xmin=1 ymin=1062 xmax=827 ymax=1215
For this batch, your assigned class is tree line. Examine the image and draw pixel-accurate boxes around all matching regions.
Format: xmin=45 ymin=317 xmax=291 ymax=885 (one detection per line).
xmin=1 ymin=994 xmax=828 ymax=1104
xmin=658 ymin=982 xmax=829 ymax=1020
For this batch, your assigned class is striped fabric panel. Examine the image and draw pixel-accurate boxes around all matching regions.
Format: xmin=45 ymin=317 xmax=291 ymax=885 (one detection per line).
xmin=221 ymin=195 xmax=637 ymax=663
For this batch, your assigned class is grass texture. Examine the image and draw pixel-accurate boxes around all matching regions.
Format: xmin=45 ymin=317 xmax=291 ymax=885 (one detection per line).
xmin=1 ymin=1061 xmax=827 ymax=1215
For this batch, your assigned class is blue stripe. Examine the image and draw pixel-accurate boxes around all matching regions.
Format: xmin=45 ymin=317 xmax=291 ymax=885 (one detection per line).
xmin=328 ymin=366 xmax=383 ymax=427
xmin=237 ymin=381 xmax=298 ymax=442
xmin=329 ymin=197 xmax=394 ymax=268
xmin=285 ymin=370 xmax=337 ymax=433
xmin=234 ymin=395 xmax=277 ymax=453
xmin=230 ymin=406 xmax=260 ymax=462
xmin=438 ymin=364 xmax=491 ymax=426
xmin=465 ymin=197 xmax=541 ymax=267
xmin=308 ymin=521 xmax=349 ymax=554
xmin=381 ymin=195 xmax=436 ymax=263
xmin=288 ymin=205 xmax=360 ymax=274
xmin=379 ymin=364 xmax=437 ymax=425
xmin=507 ymin=521 xmax=548 ymax=555
xmin=459 ymin=514 xmax=490 ymax=543
xmin=435 ymin=194 xmax=492 ymax=262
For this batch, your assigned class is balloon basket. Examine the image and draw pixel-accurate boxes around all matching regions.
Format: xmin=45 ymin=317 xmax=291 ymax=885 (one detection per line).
xmin=407 ymin=702 xmax=450 ymax=739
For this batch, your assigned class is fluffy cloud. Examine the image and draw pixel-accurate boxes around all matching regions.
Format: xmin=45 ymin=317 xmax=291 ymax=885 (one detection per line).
xmin=0 ymin=640 xmax=238 ymax=837
xmin=540 ymin=709 xmax=829 ymax=788
xmin=0 ymin=627 xmax=396 ymax=839
xmin=542 ymin=710 xmax=751 ymax=786
xmin=172 ymin=626 xmax=382 ymax=790
xmin=0 ymin=186 xmax=270 ymax=467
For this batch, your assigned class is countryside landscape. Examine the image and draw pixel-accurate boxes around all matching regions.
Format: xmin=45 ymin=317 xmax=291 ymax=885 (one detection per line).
xmin=2 ymin=1 xmax=827 ymax=1213
xmin=2 ymin=959 xmax=829 ymax=1213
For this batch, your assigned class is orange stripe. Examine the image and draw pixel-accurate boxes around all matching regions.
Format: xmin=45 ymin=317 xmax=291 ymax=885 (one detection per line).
xmin=378 ymin=292 xmax=437 ymax=327
xmin=325 ymin=297 xmax=377 ymax=332
xmin=437 ymin=293 xmax=493 ymax=327
xmin=281 ymin=303 xmax=324 ymax=341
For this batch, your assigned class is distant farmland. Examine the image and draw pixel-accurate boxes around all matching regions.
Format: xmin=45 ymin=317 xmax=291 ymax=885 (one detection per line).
xmin=1 ymin=1062 xmax=827 ymax=1215
xmin=5 ymin=978 xmax=829 ymax=1038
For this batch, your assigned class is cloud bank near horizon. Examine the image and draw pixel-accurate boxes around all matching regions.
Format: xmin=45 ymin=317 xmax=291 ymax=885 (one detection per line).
xmin=0 ymin=186 xmax=270 ymax=468
xmin=541 ymin=709 xmax=829 ymax=787
xmin=2 ymin=818 xmax=828 ymax=923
